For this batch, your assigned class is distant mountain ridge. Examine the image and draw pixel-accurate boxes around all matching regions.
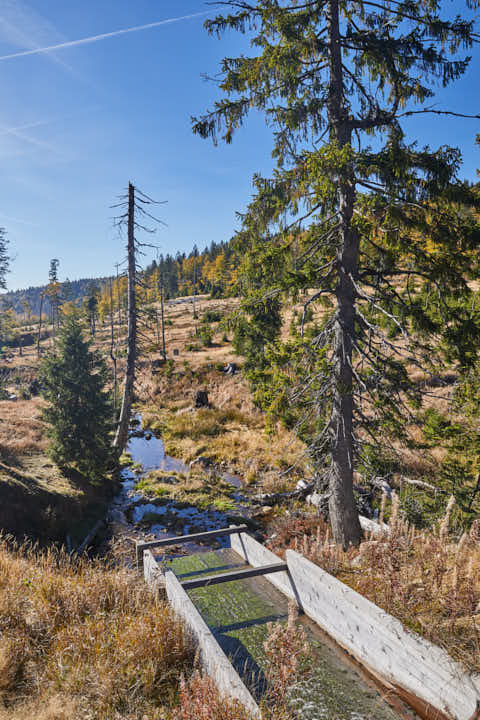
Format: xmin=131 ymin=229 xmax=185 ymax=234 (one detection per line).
xmin=0 ymin=276 xmax=110 ymax=316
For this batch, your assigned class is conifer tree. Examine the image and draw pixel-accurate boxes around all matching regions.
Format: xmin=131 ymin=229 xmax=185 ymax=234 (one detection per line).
xmin=40 ymin=309 xmax=116 ymax=480
xmin=193 ymin=0 xmax=480 ymax=545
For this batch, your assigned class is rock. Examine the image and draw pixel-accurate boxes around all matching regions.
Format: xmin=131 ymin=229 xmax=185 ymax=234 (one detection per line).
xmin=28 ymin=379 xmax=40 ymax=396
xmin=359 ymin=515 xmax=390 ymax=536
xmin=109 ymin=509 xmax=127 ymax=525
xmin=190 ymin=455 xmax=213 ymax=469
xmin=306 ymin=491 xmax=329 ymax=509
xmin=371 ymin=477 xmax=392 ymax=497
xmin=194 ymin=390 xmax=209 ymax=408
xmin=296 ymin=479 xmax=309 ymax=491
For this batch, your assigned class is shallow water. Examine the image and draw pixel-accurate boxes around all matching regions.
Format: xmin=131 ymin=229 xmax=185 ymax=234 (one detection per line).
xmin=114 ymin=421 xmax=417 ymax=719
xmin=127 ymin=432 xmax=188 ymax=474
xmin=166 ymin=548 xmax=414 ymax=719
xmin=111 ymin=415 xmax=242 ymax=546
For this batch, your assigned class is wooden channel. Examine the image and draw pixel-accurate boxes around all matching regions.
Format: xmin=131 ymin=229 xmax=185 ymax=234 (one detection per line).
xmin=180 ymin=561 xmax=288 ymax=590
xmin=136 ymin=524 xmax=248 ymax=569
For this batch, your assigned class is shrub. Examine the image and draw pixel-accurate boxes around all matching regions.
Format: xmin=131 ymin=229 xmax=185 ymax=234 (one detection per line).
xmin=202 ymin=310 xmax=223 ymax=323
xmin=197 ymin=323 xmax=213 ymax=347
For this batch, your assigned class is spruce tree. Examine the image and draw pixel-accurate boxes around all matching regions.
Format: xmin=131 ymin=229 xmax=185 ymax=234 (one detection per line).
xmin=193 ymin=0 xmax=480 ymax=545
xmin=40 ymin=309 xmax=116 ymax=480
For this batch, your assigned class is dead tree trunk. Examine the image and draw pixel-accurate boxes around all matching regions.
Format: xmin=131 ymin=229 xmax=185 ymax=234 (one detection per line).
xmin=114 ymin=183 xmax=136 ymax=449
xmin=115 ymin=262 xmax=122 ymax=326
xmin=159 ymin=272 xmax=166 ymax=360
xmin=37 ymin=293 xmax=44 ymax=358
xmin=326 ymin=0 xmax=362 ymax=547
xmin=109 ymin=278 xmax=117 ymax=414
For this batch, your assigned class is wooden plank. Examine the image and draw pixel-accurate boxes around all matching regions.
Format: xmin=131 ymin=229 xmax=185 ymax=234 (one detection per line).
xmin=136 ymin=524 xmax=248 ymax=570
xmin=231 ymin=531 xmax=296 ymax=600
xmin=143 ymin=549 xmax=164 ymax=591
xmin=180 ymin=562 xmax=288 ymax=590
xmin=165 ymin=570 xmax=261 ymax=717
xmin=286 ymin=549 xmax=480 ymax=720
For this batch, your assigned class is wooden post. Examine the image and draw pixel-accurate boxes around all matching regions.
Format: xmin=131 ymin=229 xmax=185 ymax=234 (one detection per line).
xmin=114 ymin=183 xmax=136 ymax=450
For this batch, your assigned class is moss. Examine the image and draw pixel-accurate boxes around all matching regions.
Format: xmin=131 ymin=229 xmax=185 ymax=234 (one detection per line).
xmin=134 ymin=469 xmax=237 ymax=513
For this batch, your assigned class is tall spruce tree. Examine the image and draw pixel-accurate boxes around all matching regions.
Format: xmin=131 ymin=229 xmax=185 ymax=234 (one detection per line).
xmin=193 ymin=0 xmax=480 ymax=545
xmin=40 ymin=309 xmax=116 ymax=479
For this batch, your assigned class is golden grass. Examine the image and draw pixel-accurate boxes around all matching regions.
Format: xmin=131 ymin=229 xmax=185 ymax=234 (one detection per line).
xmin=0 ymin=538 xmax=192 ymax=719
xmin=0 ymin=398 xmax=48 ymax=457
xmin=268 ymin=499 xmax=480 ymax=674
xmin=144 ymin=402 xmax=307 ymax=485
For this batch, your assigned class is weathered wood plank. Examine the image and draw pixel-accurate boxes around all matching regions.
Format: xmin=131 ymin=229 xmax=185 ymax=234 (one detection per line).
xmin=136 ymin=524 xmax=248 ymax=570
xmin=143 ymin=549 xmax=164 ymax=591
xmin=231 ymin=531 xmax=297 ymax=600
xmin=180 ymin=562 xmax=288 ymax=590
xmin=286 ymin=549 xmax=480 ymax=720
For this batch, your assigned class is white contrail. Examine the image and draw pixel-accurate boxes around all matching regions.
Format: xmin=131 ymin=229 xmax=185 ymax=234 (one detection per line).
xmin=0 ymin=11 xmax=209 ymax=62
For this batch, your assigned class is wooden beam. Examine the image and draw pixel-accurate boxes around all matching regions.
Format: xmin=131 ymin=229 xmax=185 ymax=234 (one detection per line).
xmin=136 ymin=525 xmax=249 ymax=570
xmin=180 ymin=562 xmax=288 ymax=590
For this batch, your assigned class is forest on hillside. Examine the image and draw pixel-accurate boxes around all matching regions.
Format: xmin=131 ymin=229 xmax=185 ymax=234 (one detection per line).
xmin=0 ymin=240 xmax=237 ymax=318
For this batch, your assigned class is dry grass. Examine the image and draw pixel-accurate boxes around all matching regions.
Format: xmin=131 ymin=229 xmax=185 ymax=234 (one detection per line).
xmin=144 ymin=402 xmax=307 ymax=485
xmin=176 ymin=673 xmax=255 ymax=720
xmin=0 ymin=397 xmax=48 ymax=457
xmin=268 ymin=498 xmax=480 ymax=674
xmin=0 ymin=537 xmax=192 ymax=719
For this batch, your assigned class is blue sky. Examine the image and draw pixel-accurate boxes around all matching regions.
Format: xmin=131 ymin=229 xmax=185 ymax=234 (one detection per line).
xmin=1 ymin=0 xmax=479 ymax=292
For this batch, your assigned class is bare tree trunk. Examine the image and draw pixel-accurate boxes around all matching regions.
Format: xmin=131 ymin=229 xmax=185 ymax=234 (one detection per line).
xmin=192 ymin=250 xmax=197 ymax=319
xmin=114 ymin=183 xmax=136 ymax=449
xmin=160 ymin=273 xmax=166 ymax=360
xmin=37 ymin=293 xmax=44 ymax=358
xmin=326 ymin=0 xmax=362 ymax=547
xmin=109 ymin=279 xmax=117 ymax=414
xmin=115 ymin=263 xmax=122 ymax=326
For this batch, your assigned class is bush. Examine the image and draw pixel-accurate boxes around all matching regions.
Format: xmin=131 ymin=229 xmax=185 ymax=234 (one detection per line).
xmin=197 ymin=323 xmax=213 ymax=347
xmin=19 ymin=387 xmax=31 ymax=400
xmin=202 ymin=310 xmax=223 ymax=323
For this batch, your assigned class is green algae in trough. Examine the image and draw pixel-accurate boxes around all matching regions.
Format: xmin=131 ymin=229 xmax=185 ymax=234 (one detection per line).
xmin=164 ymin=548 xmax=410 ymax=719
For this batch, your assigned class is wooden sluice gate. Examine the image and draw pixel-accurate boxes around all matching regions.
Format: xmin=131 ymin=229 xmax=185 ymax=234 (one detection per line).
xmin=136 ymin=526 xmax=480 ymax=720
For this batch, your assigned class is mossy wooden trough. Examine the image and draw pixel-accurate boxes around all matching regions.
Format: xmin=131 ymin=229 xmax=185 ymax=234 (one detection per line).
xmin=136 ymin=527 xmax=480 ymax=720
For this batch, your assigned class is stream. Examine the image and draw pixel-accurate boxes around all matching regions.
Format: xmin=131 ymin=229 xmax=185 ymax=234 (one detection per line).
xmin=107 ymin=416 xmax=419 ymax=720
xmin=108 ymin=415 xmax=248 ymax=552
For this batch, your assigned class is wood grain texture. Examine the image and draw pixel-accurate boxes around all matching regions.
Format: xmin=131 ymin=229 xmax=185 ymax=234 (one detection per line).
xmin=286 ymin=549 xmax=480 ymax=720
